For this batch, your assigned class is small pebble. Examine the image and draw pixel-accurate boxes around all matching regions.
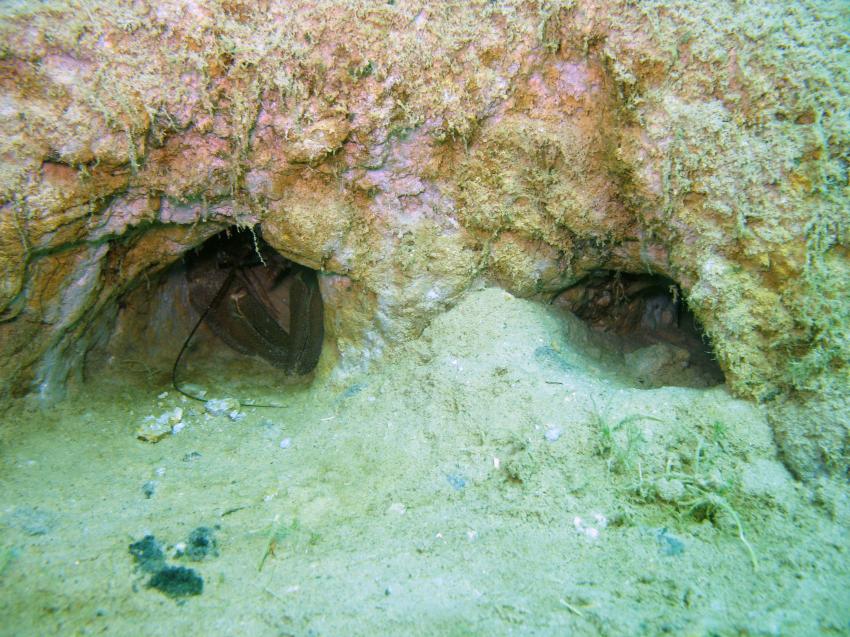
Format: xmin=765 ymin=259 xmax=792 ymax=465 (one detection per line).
xmin=135 ymin=408 xmax=183 ymax=443
xmin=142 ymin=481 xmax=157 ymax=499
xmin=341 ymin=383 xmax=365 ymax=399
xmin=386 ymin=502 xmax=406 ymax=515
xmin=656 ymin=478 xmax=686 ymax=503
xmin=657 ymin=528 xmax=685 ymax=556
xmin=446 ymin=473 xmax=467 ymax=491
xmin=279 ymin=438 xmax=292 ymax=449
xmin=544 ymin=426 xmax=563 ymax=443
xmin=573 ymin=515 xmax=605 ymax=541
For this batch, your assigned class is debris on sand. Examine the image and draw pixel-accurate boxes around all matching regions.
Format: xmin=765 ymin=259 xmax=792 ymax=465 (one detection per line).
xmin=136 ymin=408 xmax=183 ymax=443
xmin=204 ymin=398 xmax=240 ymax=416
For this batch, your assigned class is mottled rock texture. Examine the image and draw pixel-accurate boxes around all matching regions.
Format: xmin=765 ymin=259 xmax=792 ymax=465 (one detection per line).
xmin=0 ymin=0 xmax=847 ymax=478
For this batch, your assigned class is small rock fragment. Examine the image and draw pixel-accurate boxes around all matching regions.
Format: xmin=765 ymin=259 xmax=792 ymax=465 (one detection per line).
xmin=446 ymin=473 xmax=467 ymax=491
xmin=136 ymin=421 xmax=171 ymax=443
xmin=544 ymin=426 xmax=563 ymax=442
xmin=142 ymin=481 xmax=157 ymax=499
xmin=205 ymin=398 xmax=240 ymax=416
xmin=573 ymin=514 xmax=606 ymax=541
xmin=655 ymin=477 xmax=686 ymax=503
xmin=136 ymin=408 xmax=183 ymax=443
xmin=656 ymin=528 xmax=686 ymax=556
xmin=386 ymin=502 xmax=406 ymax=515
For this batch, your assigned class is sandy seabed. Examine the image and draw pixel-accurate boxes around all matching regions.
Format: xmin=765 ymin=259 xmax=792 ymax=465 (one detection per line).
xmin=1 ymin=288 xmax=848 ymax=636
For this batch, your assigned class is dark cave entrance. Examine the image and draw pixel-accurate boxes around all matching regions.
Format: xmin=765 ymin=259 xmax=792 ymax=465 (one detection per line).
xmin=91 ymin=226 xmax=324 ymax=395
xmin=554 ymin=270 xmax=725 ymax=389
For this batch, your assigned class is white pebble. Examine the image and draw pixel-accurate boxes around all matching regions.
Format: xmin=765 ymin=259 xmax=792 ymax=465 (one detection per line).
xmin=279 ymin=438 xmax=292 ymax=449
xmin=544 ymin=426 xmax=563 ymax=442
xmin=386 ymin=502 xmax=406 ymax=515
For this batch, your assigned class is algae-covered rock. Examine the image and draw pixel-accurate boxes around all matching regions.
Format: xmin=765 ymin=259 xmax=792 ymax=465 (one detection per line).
xmin=0 ymin=1 xmax=847 ymax=478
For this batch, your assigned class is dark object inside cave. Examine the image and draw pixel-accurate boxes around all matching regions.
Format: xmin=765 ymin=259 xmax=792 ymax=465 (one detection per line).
xmin=183 ymin=227 xmax=324 ymax=376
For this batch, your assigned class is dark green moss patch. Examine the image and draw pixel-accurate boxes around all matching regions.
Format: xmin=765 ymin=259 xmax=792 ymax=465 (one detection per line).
xmin=128 ymin=535 xmax=165 ymax=574
xmin=185 ymin=526 xmax=218 ymax=561
xmin=147 ymin=566 xmax=203 ymax=598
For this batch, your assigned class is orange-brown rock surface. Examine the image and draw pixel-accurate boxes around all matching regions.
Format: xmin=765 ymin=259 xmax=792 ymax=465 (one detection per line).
xmin=0 ymin=1 xmax=847 ymax=478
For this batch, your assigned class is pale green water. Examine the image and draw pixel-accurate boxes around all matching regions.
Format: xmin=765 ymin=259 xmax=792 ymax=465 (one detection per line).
xmin=1 ymin=288 xmax=848 ymax=636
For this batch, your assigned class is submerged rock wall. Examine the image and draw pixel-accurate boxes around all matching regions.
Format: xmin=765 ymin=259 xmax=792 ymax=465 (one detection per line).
xmin=0 ymin=0 xmax=847 ymax=478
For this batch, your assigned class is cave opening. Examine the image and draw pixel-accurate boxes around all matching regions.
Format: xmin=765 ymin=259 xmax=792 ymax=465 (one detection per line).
xmin=553 ymin=270 xmax=725 ymax=389
xmin=92 ymin=226 xmax=324 ymax=400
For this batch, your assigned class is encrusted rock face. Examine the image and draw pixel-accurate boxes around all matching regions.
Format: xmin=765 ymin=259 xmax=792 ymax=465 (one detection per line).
xmin=0 ymin=1 xmax=847 ymax=478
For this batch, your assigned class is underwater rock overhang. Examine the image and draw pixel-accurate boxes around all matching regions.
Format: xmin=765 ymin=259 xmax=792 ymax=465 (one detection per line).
xmin=0 ymin=0 xmax=847 ymax=481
